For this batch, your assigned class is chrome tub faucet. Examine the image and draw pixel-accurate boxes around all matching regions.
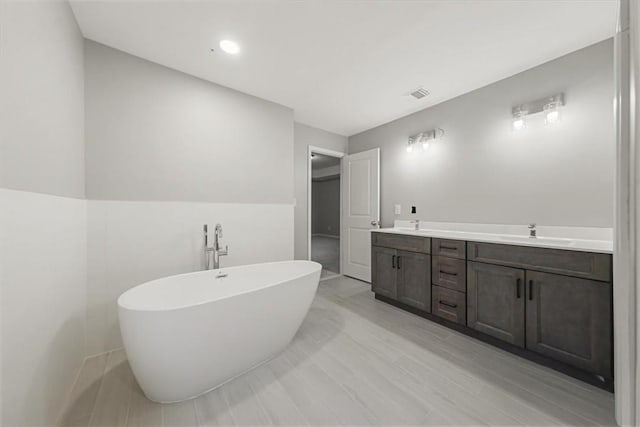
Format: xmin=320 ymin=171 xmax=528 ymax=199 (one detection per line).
xmin=528 ymin=223 xmax=537 ymax=238
xmin=204 ymin=223 xmax=229 ymax=270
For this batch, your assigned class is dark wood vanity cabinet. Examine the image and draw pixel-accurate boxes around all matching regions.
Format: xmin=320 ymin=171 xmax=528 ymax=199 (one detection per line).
xmin=467 ymin=241 xmax=612 ymax=282
xmin=371 ymin=231 xmax=614 ymax=390
xmin=467 ymin=243 xmax=613 ymax=379
xmin=431 ymin=238 xmax=467 ymax=324
xmin=371 ymin=246 xmax=398 ymax=299
xmin=397 ymin=250 xmax=431 ymax=311
xmin=371 ymin=234 xmax=431 ymax=311
xmin=467 ymin=261 xmax=525 ymax=347
xmin=525 ymin=270 xmax=612 ymax=376
xmin=432 ymin=255 xmax=466 ymax=292
xmin=432 ymin=285 xmax=466 ymax=325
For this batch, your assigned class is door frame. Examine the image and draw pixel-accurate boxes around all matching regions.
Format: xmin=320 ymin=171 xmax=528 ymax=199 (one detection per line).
xmin=307 ymin=145 xmax=345 ymax=272
xmin=614 ymin=0 xmax=638 ymax=424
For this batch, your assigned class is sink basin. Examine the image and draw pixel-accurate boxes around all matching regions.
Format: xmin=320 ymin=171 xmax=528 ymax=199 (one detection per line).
xmin=497 ymin=235 xmax=574 ymax=246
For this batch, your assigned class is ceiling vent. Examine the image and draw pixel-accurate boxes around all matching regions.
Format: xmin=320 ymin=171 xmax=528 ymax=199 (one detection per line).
xmin=408 ymin=87 xmax=429 ymax=99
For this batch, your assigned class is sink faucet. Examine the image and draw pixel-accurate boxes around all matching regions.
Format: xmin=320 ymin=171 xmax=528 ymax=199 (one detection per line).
xmin=203 ymin=223 xmax=229 ymax=270
xmin=410 ymin=219 xmax=420 ymax=231
xmin=528 ymin=223 xmax=537 ymax=238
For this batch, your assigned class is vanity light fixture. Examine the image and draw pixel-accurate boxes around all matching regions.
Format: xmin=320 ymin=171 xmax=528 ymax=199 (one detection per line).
xmin=512 ymin=93 xmax=564 ymax=130
xmin=407 ymin=128 xmax=444 ymax=153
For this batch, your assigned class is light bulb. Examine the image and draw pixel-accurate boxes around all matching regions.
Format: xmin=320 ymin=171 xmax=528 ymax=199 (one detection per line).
xmin=406 ymin=144 xmax=413 ymax=153
xmin=513 ymin=117 xmax=526 ymax=131
xmin=422 ymin=142 xmax=430 ymax=151
xmin=543 ymin=100 xmax=561 ymax=125
xmin=545 ymin=110 xmax=560 ymax=124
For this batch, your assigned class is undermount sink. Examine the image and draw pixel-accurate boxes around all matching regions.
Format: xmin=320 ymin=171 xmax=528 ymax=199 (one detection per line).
xmin=497 ymin=235 xmax=575 ymax=246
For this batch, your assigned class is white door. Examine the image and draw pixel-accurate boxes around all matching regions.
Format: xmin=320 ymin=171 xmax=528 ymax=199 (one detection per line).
xmin=341 ymin=148 xmax=380 ymax=282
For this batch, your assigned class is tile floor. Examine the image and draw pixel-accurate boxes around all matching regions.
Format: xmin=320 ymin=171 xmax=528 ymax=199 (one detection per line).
xmin=311 ymin=236 xmax=340 ymax=275
xmin=60 ymin=276 xmax=616 ymax=426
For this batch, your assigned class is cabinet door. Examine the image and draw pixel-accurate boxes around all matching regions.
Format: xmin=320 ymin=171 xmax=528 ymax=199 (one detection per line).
xmin=467 ymin=261 xmax=525 ymax=347
xmin=526 ymin=271 xmax=612 ymax=376
xmin=397 ymin=250 xmax=431 ymax=312
xmin=371 ymin=246 xmax=397 ymax=299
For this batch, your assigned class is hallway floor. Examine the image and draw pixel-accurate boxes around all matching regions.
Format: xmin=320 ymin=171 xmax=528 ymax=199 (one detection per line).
xmin=311 ymin=235 xmax=340 ymax=274
xmin=60 ymin=276 xmax=615 ymax=426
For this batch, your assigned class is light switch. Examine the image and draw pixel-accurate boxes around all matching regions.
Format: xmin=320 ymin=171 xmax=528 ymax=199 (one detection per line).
xmin=394 ymin=204 xmax=401 ymax=215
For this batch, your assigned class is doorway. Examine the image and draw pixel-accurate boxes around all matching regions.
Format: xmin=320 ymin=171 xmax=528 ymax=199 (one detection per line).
xmin=308 ymin=147 xmax=343 ymax=279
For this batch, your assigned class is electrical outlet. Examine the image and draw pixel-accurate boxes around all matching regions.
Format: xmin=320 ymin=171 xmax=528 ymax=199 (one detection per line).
xmin=395 ymin=204 xmax=401 ymax=215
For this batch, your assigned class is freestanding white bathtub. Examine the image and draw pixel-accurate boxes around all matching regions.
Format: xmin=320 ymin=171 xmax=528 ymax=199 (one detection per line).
xmin=118 ymin=260 xmax=321 ymax=402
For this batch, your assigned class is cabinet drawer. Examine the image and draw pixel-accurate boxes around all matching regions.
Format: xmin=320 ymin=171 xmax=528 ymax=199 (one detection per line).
xmin=432 ymin=256 xmax=466 ymax=292
xmin=432 ymin=238 xmax=466 ymax=259
xmin=467 ymin=242 xmax=612 ymax=282
xmin=372 ymin=232 xmax=430 ymax=254
xmin=432 ymin=286 xmax=466 ymax=325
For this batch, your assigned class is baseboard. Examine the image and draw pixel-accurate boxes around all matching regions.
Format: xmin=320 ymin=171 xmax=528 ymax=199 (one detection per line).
xmin=312 ymin=233 xmax=340 ymax=239
xmin=55 ymin=347 xmax=123 ymax=426
xmin=320 ymin=272 xmax=341 ymax=281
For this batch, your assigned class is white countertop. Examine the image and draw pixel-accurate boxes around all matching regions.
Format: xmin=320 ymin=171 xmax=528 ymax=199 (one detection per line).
xmin=374 ymin=221 xmax=613 ymax=254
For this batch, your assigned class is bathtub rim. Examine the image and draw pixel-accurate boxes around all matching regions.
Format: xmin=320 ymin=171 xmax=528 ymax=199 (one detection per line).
xmin=117 ymin=259 xmax=322 ymax=313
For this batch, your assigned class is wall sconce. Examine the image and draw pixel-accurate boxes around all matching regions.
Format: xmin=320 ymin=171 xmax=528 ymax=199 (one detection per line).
xmin=407 ymin=128 xmax=444 ymax=153
xmin=512 ymin=93 xmax=564 ymax=130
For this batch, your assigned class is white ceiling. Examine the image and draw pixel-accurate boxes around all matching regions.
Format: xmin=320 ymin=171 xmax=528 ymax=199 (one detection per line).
xmin=69 ymin=0 xmax=617 ymax=136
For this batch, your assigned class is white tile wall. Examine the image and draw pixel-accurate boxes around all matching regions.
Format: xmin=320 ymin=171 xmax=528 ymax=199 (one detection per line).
xmin=86 ymin=200 xmax=294 ymax=355
xmin=0 ymin=189 xmax=87 ymax=426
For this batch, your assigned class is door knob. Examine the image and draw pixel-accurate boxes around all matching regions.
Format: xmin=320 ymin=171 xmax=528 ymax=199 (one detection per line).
xmin=370 ymin=220 xmax=380 ymax=227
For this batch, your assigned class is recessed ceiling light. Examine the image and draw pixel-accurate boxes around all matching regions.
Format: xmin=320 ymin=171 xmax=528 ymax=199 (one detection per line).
xmin=219 ymin=40 xmax=240 ymax=55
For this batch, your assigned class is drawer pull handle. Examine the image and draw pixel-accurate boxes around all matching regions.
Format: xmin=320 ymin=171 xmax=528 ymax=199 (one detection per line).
xmin=392 ymin=255 xmax=396 ymax=269
xmin=440 ymin=245 xmax=458 ymax=251
xmin=440 ymin=270 xmax=458 ymax=277
xmin=439 ymin=300 xmax=458 ymax=309
xmin=516 ymin=278 xmax=521 ymax=299
xmin=528 ymin=280 xmax=534 ymax=300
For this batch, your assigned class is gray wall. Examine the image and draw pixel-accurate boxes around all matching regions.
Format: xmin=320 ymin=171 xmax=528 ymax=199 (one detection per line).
xmin=294 ymin=123 xmax=347 ymax=259
xmin=312 ymin=177 xmax=340 ymax=236
xmin=0 ymin=0 xmax=85 ymax=198
xmin=0 ymin=1 xmax=87 ymax=425
xmin=85 ymin=41 xmax=294 ymax=203
xmin=349 ymin=39 xmax=615 ymax=228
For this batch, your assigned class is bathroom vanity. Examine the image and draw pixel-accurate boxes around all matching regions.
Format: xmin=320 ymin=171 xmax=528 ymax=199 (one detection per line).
xmin=371 ymin=226 xmax=613 ymax=391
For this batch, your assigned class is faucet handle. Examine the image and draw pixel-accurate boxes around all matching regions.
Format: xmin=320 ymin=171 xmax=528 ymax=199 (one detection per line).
xmin=528 ymin=223 xmax=536 ymax=229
